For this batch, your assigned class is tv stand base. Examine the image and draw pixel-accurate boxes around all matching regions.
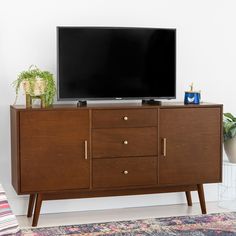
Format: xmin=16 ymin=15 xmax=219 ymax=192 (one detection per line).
xmin=27 ymin=184 xmax=207 ymax=227
xmin=142 ymin=99 xmax=162 ymax=105
xmin=77 ymin=100 xmax=87 ymax=107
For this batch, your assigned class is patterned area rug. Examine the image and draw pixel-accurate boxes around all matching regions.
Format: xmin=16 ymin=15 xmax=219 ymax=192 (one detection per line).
xmin=0 ymin=184 xmax=20 ymax=236
xmin=21 ymin=212 xmax=236 ymax=236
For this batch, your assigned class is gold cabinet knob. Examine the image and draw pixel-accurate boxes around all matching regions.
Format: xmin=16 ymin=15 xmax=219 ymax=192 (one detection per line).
xmin=123 ymin=116 xmax=128 ymax=121
xmin=123 ymin=140 xmax=128 ymax=145
xmin=123 ymin=170 xmax=129 ymax=175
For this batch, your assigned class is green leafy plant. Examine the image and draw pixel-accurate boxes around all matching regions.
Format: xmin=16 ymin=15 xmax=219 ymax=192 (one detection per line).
xmin=223 ymin=113 xmax=236 ymax=142
xmin=13 ymin=65 xmax=56 ymax=106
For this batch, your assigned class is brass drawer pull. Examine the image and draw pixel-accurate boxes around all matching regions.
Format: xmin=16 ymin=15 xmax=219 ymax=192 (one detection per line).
xmin=123 ymin=140 xmax=128 ymax=145
xmin=123 ymin=116 xmax=128 ymax=121
xmin=84 ymin=140 xmax=88 ymax=160
xmin=162 ymin=138 xmax=167 ymax=157
xmin=123 ymin=170 xmax=129 ymax=175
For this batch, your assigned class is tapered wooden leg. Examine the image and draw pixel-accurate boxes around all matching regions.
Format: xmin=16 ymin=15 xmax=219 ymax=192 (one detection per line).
xmin=197 ymin=184 xmax=207 ymax=214
xmin=27 ymin=194 xmax=36 ymax=217
xmin=185 ymin=191 xmax=192 ymax=206
xmin=32 ymin=194 xmax=43 ymax=227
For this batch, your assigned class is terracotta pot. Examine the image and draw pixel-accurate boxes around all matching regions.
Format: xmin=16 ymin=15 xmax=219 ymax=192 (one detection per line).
xmin=224 ymin=137 xmax=236 ymax=163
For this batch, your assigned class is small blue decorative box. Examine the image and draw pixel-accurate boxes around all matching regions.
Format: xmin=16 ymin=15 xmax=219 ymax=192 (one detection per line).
xmin=184 ymin=83 xmax=201 ymax=105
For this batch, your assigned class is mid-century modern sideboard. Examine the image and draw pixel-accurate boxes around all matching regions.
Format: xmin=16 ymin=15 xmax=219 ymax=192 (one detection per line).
xmin=10 ymin=102 xmax=223 ymax=226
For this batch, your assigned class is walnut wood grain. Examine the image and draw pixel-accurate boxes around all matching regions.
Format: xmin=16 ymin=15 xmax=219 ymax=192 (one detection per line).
xmin=20 ymin=110 xmax=90 ymax=192
xmin=11 ymin=102 xmax=223 ymax=111
xmin=10 ymin=107 xmax=20 ymax=193
xmin=185 ymin=191 xmax=192 ymax=206
xmin=32 ymin=194 xmax=43 ymax=227
xmin=159 ymin=107 xmax=222 ymax=185
xmin=41 ymin=185 xmax=199 ymax=200
xmin=10 ymin=104 xmax=222 ymax=227
xmin=92 ymin=127 xmax=157 ymax=158
xmin=197 ymin=184 xmax=207 ymax=214
xmin=93 ymin=156 xmax=157 ymax=188
xmin=27 ymin=194 xmax=36 ymax=217
xmin=92 ymin=109 xmax=157 ymax=128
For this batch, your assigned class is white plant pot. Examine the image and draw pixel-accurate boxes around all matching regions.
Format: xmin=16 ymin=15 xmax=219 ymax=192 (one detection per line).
xmin=224 ymin=137 xmax=236 ymax=163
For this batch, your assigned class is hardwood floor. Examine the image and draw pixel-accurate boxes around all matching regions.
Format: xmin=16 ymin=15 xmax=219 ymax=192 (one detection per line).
xmin=17 ymin=202 xmax=231 ymax=228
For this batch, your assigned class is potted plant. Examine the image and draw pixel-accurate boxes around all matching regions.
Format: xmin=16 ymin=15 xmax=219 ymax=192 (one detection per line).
xmin=223 ymin=113 xmax=236 ymax=163
xmin=13 ymin=65 xmax=56 ymax=108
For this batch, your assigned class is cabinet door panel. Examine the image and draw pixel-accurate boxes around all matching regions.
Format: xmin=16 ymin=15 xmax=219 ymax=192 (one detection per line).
xmin=20 ymin=110 xmax=90 ymax=192
xmin=159 ymin=108 xmax=222 ymax=185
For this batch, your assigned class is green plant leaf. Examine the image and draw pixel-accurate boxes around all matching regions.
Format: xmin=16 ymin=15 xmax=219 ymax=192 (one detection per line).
xmin=224 ymin=113 xmax=236 ymax=122
xmin=223 ymin=112 xmax=236 ymax=142
xmin=224 ymin=122 xmax=236 ymax=133
xmin=230 ymin=127 xmax=236 ymax=138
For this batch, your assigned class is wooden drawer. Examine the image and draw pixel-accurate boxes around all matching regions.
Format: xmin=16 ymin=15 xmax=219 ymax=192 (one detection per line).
xmin=92 ymin=127 xmax=157 ymax=158
xmin=93 ymin=156 xmax=157 ymax=188
xmin=92 ymin=109 xmax=157 ymax=128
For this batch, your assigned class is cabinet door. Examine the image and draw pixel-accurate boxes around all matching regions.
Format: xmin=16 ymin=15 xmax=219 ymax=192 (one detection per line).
xmin=159 ymin=108 xmax=222 ymax=185
xmin=20 ymin=110 xmax=90 ymax=192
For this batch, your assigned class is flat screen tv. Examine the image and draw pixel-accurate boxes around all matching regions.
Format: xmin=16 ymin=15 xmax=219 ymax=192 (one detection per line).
xmin=57 ymin=27 xmax=176 ymax=102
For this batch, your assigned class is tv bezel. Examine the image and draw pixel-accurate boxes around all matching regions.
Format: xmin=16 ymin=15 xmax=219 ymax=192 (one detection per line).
xmin=57 ymin=26 xmax=176 ymax=101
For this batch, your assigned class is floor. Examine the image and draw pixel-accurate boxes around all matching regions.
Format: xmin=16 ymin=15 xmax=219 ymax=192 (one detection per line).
xmin=17 ymin=202 xmax=231 ymax=228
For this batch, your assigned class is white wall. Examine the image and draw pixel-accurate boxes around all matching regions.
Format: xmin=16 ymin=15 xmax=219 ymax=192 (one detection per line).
xmin=0 ymin=0 xmax=236 ymax=215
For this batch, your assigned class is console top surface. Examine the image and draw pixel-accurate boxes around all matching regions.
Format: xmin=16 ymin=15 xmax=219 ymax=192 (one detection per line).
xmin=11 ymin=102 xmax=222 ymax=111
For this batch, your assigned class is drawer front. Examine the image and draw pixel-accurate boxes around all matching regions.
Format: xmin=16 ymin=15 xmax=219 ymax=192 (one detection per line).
xmin=93 ymin=156 xmax=157 ymax=188
xmin=92 ymin=109 xmax=157 ymax=128
xmin=92 ymin=127 xmax=157 ymax=158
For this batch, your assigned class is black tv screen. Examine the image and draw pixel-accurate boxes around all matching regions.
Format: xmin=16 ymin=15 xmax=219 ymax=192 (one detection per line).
xmin=57 ymin=27 xmax=176 ymax=100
